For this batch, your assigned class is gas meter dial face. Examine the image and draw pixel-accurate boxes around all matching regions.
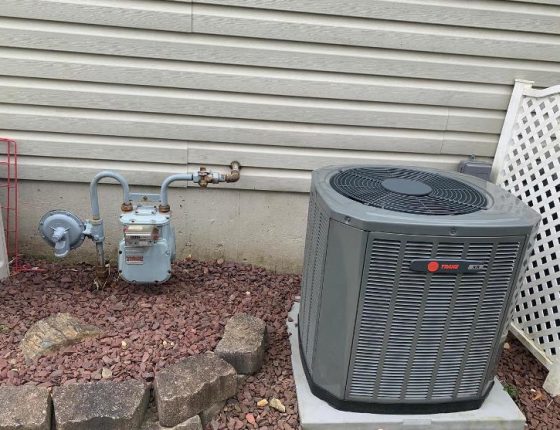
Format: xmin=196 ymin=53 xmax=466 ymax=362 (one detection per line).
xmin=124 ymin=224 xmax=161 ymax=247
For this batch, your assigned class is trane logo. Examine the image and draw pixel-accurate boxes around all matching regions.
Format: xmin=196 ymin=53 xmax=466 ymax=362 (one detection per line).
xmin=410 ymin=259 xmax=485 ymax=274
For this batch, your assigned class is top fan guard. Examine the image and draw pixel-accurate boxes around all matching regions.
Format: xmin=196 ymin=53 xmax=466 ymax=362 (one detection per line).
xmin=330 ymin=167 xmax=488 ymax=215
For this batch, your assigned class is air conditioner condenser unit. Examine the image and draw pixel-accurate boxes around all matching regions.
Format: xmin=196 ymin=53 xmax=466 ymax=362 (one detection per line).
xmin=299 ymin=165 xmax=539 ymax=413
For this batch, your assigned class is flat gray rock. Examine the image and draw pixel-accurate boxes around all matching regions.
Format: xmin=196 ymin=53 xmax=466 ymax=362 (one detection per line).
xmin=52 ymin=380 xmax=149 ymax=430
xmin=215 ymin=313 xmax=267 ymax=374
xmin=140 ymin=408 xmax=202 ymax=430
xmin=21 ymin=313 xmax=100 ymax=362
xmin=154 ymin=353 xmax=236 ymax=427
xmin=0 ymin=385 xmax=52 ymax=430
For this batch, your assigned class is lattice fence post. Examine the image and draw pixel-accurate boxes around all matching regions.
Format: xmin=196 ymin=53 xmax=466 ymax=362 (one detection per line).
xmin=492 ymin=79 xmax=560 ymax=395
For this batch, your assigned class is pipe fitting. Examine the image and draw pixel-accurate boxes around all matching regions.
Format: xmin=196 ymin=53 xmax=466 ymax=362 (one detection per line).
xmin=159 ymin=161 xmax=241 ymax=207
xmin=225 ymin=161 xmax=241 ymax=183
xmin=95 ymin=263 xmax=109 ymax=283
xmin=197 ymin=167 xmax=211 ymax=188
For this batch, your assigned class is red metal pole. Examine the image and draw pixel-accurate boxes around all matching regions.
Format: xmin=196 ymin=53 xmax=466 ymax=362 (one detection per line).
xmin=0 ymin=137 xmax=19 ymax=272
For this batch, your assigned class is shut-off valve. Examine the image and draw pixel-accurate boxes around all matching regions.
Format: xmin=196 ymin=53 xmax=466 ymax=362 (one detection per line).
xmin=38 ymin=162 xmax=240 ymax=284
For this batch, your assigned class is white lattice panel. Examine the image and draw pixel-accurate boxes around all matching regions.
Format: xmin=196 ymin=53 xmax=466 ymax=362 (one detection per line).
xmin=492 ymin=80 xmax=560 ymax=370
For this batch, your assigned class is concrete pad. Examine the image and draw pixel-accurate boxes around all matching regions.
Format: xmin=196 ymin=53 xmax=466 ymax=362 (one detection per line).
xmin=287 ymin=303 xmax=526 ymax=430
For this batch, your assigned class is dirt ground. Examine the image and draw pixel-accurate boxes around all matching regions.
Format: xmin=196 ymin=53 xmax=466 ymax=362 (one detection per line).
xmin=0 ymin=258 xmax=557 ymax=429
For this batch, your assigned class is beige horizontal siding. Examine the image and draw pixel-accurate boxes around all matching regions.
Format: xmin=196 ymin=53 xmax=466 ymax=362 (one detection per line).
xmin=197 ymin=0 xmax=560 ymax=34
xmin=0 ymin=1 xmax=559 ymax=193
xmin=0 ymin=130 xmax=493 ymax=193
xmin=2 ymin=18 xmax=560 ymax=86
xmin=0 ymin=77 xmax=505 ymax=133
xmin=0 ymin=48 xmax=515 ymax=109
xmin=0 ymin=104 xmax=499 ymax=155
xmin=2 ymin=0 xmax=192 ymax=32
xmin=193 ymin=4 xmax=560 ymax=62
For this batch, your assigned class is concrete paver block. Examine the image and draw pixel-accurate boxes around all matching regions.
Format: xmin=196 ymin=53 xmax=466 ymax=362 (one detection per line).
xmin=0 ymin=385 xmax=51 ymax=430
xmin=154 ymin=353 xmax=236 ymax=427
xmin=215 ymin=313 xmax=267 ymax=375
xmin=52 ymin=380 xmax=149 ymax=430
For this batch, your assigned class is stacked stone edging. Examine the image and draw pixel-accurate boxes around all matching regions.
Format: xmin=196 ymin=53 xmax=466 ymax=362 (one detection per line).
xmin=0 ymin=385 xmax=51 ymax=430
xmin=0 ymin=313 xmax=267 ymax=430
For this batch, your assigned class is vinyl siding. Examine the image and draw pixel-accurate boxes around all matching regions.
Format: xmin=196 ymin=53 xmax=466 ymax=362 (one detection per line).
xmin=1 ymin=0 xmax=560 ymax=192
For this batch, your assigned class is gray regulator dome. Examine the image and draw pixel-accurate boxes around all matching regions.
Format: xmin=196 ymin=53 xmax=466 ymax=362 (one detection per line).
xmin=38 ymin=210 xmax=85 ymax=257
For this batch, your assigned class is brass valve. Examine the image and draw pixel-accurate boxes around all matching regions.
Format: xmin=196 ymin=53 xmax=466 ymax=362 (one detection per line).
xmin=198 ymin=167 xmax=211 ymax=188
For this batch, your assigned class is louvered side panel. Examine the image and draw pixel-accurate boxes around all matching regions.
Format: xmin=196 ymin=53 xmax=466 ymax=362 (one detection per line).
xmin=299 ymin=191 xmax=318 ymax=354
xmin=348 ymin=235 xmax=522 ymax=403
xmin=401 ymin=242 xmax=448 ymax=400
xmin=299 ymin=190 xmax=317 ymax=352
xmin=417 ymin=242 xmax=465 ymax=400
xmin=452 ymin=243 xmax=495 ymax=397
xmin=299 ymin=190 xmax=329 ymax=365
xmin=348 ymin=239 xmax=401 ymax=398
xmin=377 ymin=242 xmax=433 ymax=399
xmin=458 ymin=242 xmax=520 ymax=397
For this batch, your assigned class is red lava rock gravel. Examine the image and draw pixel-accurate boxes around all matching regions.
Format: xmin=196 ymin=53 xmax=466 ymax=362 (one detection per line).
xmin=0 ymin=258 xmax=300 ymax=429
xmin=498 ymin=337 xmax=560 ymax=430
xmin=0 ymin=258 xmax=556 ymax=430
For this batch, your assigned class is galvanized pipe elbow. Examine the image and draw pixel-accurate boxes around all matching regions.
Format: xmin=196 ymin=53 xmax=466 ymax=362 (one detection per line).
xmin=89 ymin=171 xmax=131 ymax=220
xmin=159 ymin=173 xmax=194 ymax=208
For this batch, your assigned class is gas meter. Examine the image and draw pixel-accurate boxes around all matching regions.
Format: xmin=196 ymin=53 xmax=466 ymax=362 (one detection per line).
xmin=38 ymin=163 xmax=240 ymax=284
xmin=118 ymin=201 xmax=175 ymax=283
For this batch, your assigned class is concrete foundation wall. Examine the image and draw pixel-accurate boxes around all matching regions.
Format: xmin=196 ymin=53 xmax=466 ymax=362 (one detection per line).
xmin=19 ymin=180 xmax=308 ymax=273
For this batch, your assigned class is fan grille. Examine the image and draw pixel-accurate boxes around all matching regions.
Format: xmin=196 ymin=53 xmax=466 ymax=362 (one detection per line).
xmin=330 ymin=167 xmax=487 ymax=215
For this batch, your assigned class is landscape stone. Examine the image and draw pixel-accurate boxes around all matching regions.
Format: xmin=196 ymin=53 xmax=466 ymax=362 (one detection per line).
xmin=215 ymin=313 xmax=267 ymax=374
xmin=200 ymin=400 xmax=226 ymax=428
xmin=269 ymin=397 xmax=286 ymax=413
xmin=0 ymin=385 xmax=51 ymax=430
xmin=20 ymin=313 xmax=101 ymax=362
xmin=52 ymin=380 xmax=149 ymax=430
xmin=141 ymin=409 xmax=202 ymax=430
xmin=154 ymin=353 xmax=236 ymax=427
